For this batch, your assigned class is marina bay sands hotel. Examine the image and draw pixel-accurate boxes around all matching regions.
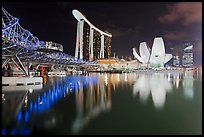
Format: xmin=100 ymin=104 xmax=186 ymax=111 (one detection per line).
xmin=72 ymin=9 xmax=112 ymax=61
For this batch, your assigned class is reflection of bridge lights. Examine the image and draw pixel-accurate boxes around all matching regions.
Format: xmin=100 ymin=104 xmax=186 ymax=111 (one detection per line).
xmin=29 ymin=89 xmax=33 ymax=93
xmin=38 ymin=95 xmax=41 ymax=103
xmin=2 ymin=129 xmax=7 ymax=135
xmin=17 ymin=111 xmax=22 ymax=122
xmin=30 ymin=101 xmax=33 ymax=112
xmin=24 ymin=96 xmax=28 ymax=107
xmin=2 ymin=94 xmax=6 ymax=101
xmin=25 ymin=110 xmax=29 ymax=122
xmin=12 ymin=76 xmax=98 ymax=132
xmin=2 ymin=128 xmax=31 ymax=135
xmin=34 ymin=103 xmax=37 ymax=112
xmin=10 ymin=128 xmax=17 ymax=135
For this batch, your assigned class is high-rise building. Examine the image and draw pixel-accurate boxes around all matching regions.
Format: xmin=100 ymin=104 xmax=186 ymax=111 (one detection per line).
xmin=83 ymin=22 xmax=90 ymax=61
xmin=182 ymin=43 xmax=193 ymax=68
xmin=72 ymin=9 xmax=112 ymax=61
xmin=93 ymin=30 xmax=101 ymax=60
xmin=104 ymin=31 xmax=112 ymax=59
xmin=77 ymin=25 xmax=112 ymax=61
xmin=173 ymin=55 xmax=180 ymax=67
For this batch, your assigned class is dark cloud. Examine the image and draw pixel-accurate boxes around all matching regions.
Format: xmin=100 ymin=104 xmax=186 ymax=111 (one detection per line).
xmin=159 ymin=2 xmax=202 ymax=26
xmin=193 ymin=38 xmax=202 ymax=52
xmin=163 ymin=31 xmax=188 ymax=41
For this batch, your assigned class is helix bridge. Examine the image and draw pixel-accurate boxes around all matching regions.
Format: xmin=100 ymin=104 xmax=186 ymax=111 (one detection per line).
xmin=2 ymin=7 xmax=96 ymax=76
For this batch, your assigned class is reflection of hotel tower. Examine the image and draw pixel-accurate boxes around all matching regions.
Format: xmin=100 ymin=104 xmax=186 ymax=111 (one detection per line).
xmin=72 ymin=77 xmax=112 ymax=134
xmin=72 ymin=74 xmax=137 ymax=134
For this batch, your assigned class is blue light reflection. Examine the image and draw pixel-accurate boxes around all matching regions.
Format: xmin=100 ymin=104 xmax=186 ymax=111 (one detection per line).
xmin=14 ymin=76 xmax=98 ymax=134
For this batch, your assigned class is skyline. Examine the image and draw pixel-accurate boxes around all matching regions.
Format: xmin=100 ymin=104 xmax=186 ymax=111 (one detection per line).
xmin=2 ymin=2 xmax=202 ymax=67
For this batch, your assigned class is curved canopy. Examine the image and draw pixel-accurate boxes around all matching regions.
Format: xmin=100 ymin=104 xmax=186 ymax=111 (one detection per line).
xmin=72 ymin=9 xmax=112 ymax=37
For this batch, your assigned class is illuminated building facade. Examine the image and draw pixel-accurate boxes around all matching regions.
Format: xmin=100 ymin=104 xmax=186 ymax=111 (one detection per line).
xmin=80 ymin=26 xmax=112 ymax=61
xmin=93 ymin=30 xmax=101 ymax=60
xmin=44 ymin=41 xmax=63 ymax=52
xmin=104 ymin=33 xmax=112 ymax=59
xmin=72 ymin=9 xmax=112 ymax=61
xmin=173 ymin=55 xmax=180 ymax=67
xmin=82 ymin=22 xmax=90 ymax=60
xmin=182 ymin=43 xmax=193 ymax=68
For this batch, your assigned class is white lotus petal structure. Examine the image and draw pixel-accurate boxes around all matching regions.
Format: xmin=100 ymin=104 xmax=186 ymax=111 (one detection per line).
xmin=132 ymin=48 xmax=144 ymax=63
xmin=133 ymin=37 xmax=172 ymax=68
xmin=139 ymin=42 xmax=150 ymax=64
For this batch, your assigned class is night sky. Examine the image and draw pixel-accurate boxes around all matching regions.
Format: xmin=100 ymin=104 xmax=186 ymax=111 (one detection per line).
xmin=2 ymin=2 xmax=202 ymax=67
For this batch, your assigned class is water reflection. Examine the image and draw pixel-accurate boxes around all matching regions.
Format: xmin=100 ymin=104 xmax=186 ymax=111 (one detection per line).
xmin=183 ymin=71 xmax=194 ymax=99
xmin=71 ymin=73 xmax=139 ymax=134
xmin=2 ymin=70 xmax=199 ymax=135
xmin=72 ymin=75 xmax=112 ymax=134
xmin=172 ymin=70 xmax=182 ymax=88
xmin=133 ymin=70 xmax=196 ymax=109
xmin=133 ymin=73 xmax=172 ymax=108
xmin=2 ymin=84 xmax=43 ymax=135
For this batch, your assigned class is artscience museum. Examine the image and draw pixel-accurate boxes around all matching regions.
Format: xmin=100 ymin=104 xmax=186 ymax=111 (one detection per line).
xmin=133 ymin=37 xmax=172 ymax=69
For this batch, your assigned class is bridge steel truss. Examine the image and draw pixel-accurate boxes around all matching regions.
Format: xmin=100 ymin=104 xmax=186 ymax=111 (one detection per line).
xmin=2 ymin=7 xmax=92 ymax=76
